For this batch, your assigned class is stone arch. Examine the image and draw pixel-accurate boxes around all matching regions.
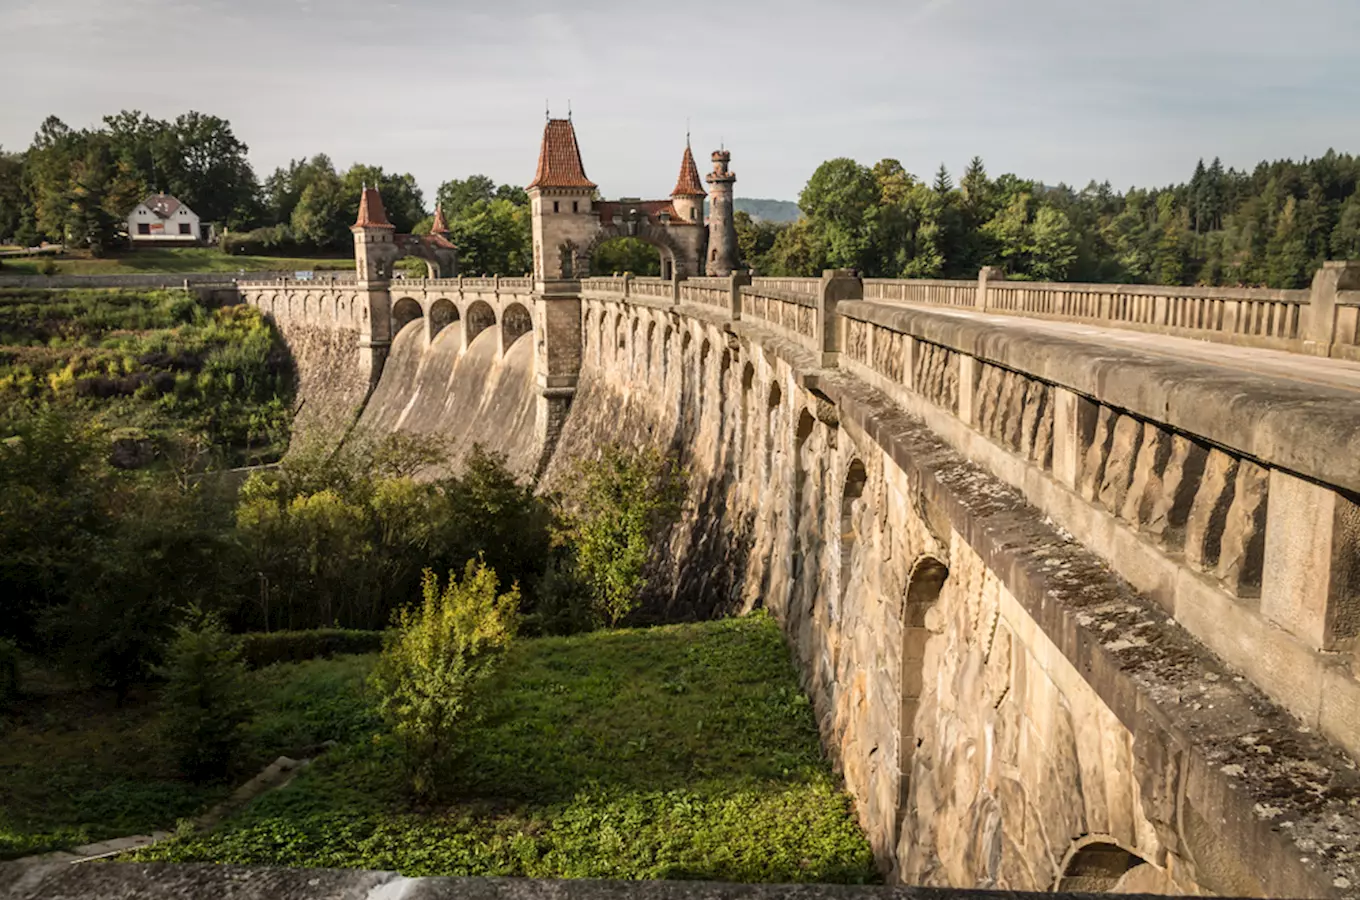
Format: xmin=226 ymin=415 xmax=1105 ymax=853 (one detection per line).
xmin=766 ymin=380 xmax=783 ymax=483
xmin=429 ymin=298 xmax=459 ymax=339
xmin=502 ymin=301 xmax=533 ymax=352
xmin=558 ymin=240 xmax=578 ymax=279
xmin=698 ymin=339 xmax=712 ymax=422
xmin=598 ymin=309 xmax=609 ymax=366
xmin=791 ymin=408 xmax=819 ymax=590
xmin=1055 ymin=839 xmax=1147 ymax=892
xmin=897 ymin=554 xmax=949 ymax=839
xmin=466 ymin=300 xmax=496 ymax=344
xmin=326 ymin=293 xmax=339 ymax=323
xmin=584 ymin=223 xmax=684 ymax=279
xmin=837 ymin=458 xmax=869 ymax=617
xmin=392 ymin=297 xmax=423 ymax=334
xmin=662 ymin=324 xmax=674 ymax=384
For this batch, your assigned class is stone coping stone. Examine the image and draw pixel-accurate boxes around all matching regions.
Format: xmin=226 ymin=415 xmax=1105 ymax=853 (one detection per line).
xmin=838 ymin=300 xmax=1360 ymax=495
xmin=0 ymin=863 xmax=1233 ymax=900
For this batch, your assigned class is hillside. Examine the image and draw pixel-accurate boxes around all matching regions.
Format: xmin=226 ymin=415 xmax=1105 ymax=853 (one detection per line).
xmin=0 ymin=247 xmax=352 ymax=277
xmin=736 ymin=198 xmax=801 ymax=223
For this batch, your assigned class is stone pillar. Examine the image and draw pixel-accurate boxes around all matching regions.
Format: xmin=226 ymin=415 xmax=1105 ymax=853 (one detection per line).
xmin=1260 ymin=469 xmax=1360 ymax=650
xmin=670 ymin=273 xmax=681 ymax=305
xmin=817 ymin=269 xmax=862 ymax=368
xmin=530 ymin=283 xmax=582 ymax=478
xmin=957 ymin=355 xmax=978 ymax=426
xmin=729 ymin=270 xmax=751 ymax=321
xmin=622 ymin=272 xmax=633 ymax=298
xmin=1304 ymin=261 xmax=1360 ymax=353
xmin=977 ymin=266 xmax=1002 ymax=311
xmin=356 ymin=283 xmax=392 ymax=389
xmin=705 ymin=149 xmax=739 ymax=276
xmin=1051 ymin=387 xmax=1093 ymax=490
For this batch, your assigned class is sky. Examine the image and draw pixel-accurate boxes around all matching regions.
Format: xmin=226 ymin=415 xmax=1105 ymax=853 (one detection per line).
xmin=3 ymin=0 xmax=1360 ymax=204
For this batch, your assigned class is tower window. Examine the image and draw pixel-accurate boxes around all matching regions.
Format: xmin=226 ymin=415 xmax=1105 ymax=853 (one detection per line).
xmin=553 ymin=201 xmax=559 ymax=213
xmin=572 ymin=201 xmax=579 ymax=213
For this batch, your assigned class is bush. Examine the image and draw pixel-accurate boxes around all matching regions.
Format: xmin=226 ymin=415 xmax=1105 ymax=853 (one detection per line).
xmin=219 ymin=225 xmax=296 ymax=257
xmin=0 ymin=637 xmax=19 ymax=707
xmin=158 ymin=610 xmax=252 ymax=784
xmin=239 ymin=629 xmax=384 ymax=669
xmin=37 ymin=258 xmax=59 ymax=276
xmin=370 ymin=560 xmax=519 ymax=799
xmin=559 ymin=445 xmax=687 ymax=627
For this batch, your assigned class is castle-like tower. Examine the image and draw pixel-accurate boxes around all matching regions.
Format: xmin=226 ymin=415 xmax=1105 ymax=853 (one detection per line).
xmin=705 ymin=149 xmax=738 ymax=276
xmin=527 ymin=118 xmax=599 ymax=280
xmin=351 ymin=185 xmax=397 ymax=283
xmin=671 ymin=142 xmax=706 ymax=226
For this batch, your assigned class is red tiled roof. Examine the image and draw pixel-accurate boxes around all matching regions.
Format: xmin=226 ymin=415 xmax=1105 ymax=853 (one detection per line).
xmin=353 ymin=187 xmax=395 ymax=229
xmin=595 ymin=199 xmax=696 ymax=225
xmin=430 ymin=203 xmax=449 ymax=233
xmin=424 ymin=233 xmax=455 ymax=250
xmin=672 ymin=145 xmax=706 ymax=197
xmin=528 ymin=119 xmax=597 ymax=191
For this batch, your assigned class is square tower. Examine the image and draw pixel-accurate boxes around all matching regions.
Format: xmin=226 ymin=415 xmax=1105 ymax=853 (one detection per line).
xmin=528 ymin=118 xmax=600 ymax=281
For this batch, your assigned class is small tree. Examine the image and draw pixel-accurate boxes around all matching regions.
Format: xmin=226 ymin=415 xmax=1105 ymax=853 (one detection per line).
xmin=158 ymin=609 xmax=251 ymax=784
xmin=560 ymin=445 xmax=687 ymax=627
xmin=370 ymin=561 xmax=519 ymax=799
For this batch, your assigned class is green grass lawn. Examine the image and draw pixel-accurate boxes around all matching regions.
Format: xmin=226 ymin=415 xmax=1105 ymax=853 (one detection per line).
xmin=132 ymin=614 xmax=876 ymax=882
xmin=0 ymin=654 xmax=375 ymax=860
xmin=1 ymin=247 xmax=352 ymax=276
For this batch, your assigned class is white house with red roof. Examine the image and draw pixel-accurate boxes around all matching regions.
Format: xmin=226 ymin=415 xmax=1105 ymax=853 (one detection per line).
xmin=125 ymin=193 xmax=210 ymax=244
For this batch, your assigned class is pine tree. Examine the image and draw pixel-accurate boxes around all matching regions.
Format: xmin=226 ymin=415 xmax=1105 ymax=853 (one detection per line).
xmin=933 ymin=164 xmax=953 ymax=194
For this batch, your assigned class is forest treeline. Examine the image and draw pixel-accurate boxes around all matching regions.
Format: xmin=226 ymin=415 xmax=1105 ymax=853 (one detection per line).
xmin=4 ymin=110 xmax=1360 ymax=287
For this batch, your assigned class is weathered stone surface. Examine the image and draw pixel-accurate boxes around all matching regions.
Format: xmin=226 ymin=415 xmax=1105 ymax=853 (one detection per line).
xmin=1182 ymin=448 xmax=1239 ymax=571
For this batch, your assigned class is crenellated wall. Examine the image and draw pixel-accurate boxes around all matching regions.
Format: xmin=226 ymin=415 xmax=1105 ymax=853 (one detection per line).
xmin=237 ymin=265 xmax=1360 ymax=896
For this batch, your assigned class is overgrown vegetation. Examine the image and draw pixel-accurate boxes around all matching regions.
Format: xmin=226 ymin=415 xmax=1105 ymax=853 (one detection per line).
xmin=158 ymin=611 xmax=252 ymax=784
xmin=560 ymin=446 xmax=687 ymax=627
xmin=371 ymin=563 xmax=520 ymax=799
xmin=0 ymin=247 xmax=351 ymax=276
xmin=131 ymin=615 xmax=876 ymax=882
xmin=0 ymin=288 xmax=293 ymax=464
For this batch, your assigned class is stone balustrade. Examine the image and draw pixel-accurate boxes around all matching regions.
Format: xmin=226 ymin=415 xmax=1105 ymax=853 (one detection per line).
xmin=751 ymin=275 xmax=821 ymax=295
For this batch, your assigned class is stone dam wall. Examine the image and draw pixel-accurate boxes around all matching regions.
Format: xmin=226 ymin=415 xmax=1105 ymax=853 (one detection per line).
xmin=221 ymin=272 xmax=1360 ymax=896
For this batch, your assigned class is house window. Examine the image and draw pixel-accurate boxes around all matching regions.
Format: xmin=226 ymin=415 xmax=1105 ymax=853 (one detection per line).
xmin=137 ymin=223 xmax=150 ymax=235
xmin=572 ymin=201 xmax=578 ymax=213
xmin=553 ymin=201 xmax=559 ymax=213
xmin=179 ymin=223 xmax=191 ymax=235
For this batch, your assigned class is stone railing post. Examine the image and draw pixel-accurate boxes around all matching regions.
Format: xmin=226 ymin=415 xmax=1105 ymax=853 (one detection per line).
xmin=1304 ymin=260 xmax=1360 ymax=354
xmin=977 ymin=266 xmax=1002 ymax=311
xmin=671 ymin=273 xmax=681 ymax=305
xmin=457 ymin=273 xmax=464 ymax=298
xmin=818 ymin=269 xmax=862 ymax=367
xmin=493 ymin=274 xmax=501 ymax=294
xmin=1261 ymin=470 xmax=1360 ymax=650
xmin=730 ymin=270 xmax=752 ymax=321
xmin=623 ymin=272 xmax=633 ymax=298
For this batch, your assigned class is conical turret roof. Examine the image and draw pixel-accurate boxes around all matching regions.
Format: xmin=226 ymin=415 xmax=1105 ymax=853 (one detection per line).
xmin=430 ymin=203 xmax=449 ymax=234
xmin=672 ymin=144 xmax=706 ymax=197
xmin=528 ymin=119 xmax=597 ymax=191
xmin=353 ymin=186 xmax=395 ymax=229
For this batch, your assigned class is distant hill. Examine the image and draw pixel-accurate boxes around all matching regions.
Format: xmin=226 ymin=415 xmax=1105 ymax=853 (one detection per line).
xmin=704 ymin=198 xmax=801 ymax=224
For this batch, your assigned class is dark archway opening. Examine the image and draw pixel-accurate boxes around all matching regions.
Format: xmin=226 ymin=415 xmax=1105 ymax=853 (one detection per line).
xmin=502 ymin=302 xmax=532 ymax=348
xmin=429 ymin=298 xmax=459 ymax=339
xmin=392 ymin=297 xmax=423 ymax=334
xmin=1057 ymin=842 xmax=1145 ymax=892
xmin=466 ymin=300 xmax=496 ymax=344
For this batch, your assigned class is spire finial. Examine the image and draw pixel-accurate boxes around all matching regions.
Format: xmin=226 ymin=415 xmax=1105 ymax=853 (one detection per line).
xmin=567 ymin=99 xmax=572 ymax=120
xmin=545 ymin=99 xmax=550 ymax=121
xmin=686 ymin=117 xmax=691 ymax=147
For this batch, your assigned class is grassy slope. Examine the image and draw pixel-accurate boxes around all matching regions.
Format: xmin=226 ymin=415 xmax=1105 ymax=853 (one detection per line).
xmin=0 ymin=655 xmax=375 ymax=859
xmin=134 ymin=614 xmax=876 ymax=882
xmin=1 ymin=247 xmax=352 ymax=276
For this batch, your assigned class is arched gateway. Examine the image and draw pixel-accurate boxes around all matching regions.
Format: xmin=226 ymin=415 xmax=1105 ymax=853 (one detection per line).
xmin=526 ymin=118 xmax=739 ymax=280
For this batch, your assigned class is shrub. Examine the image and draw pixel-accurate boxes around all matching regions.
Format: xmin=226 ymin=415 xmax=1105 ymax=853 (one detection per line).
xmin=370 ymin=561 xmax=519 ymax=799
xmin=559 ymin=445 xmax=687 ymax=627
xmin=158 ymin=609 xmax=252 ymax=784
xmin=37 ymin=258 xmax=59 ymax=276
xmin=239 ymin=629 xmax=385 ymax=669
xmin=0 ymin=637 xmax=19 ymax=707
xmin=220 ymin=225 xmax=296 ymax=257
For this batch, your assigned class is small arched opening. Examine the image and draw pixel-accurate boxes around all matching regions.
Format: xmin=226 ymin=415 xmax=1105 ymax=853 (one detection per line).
xmin=630 ymin=318 xmax=641 ymax=375
xmin=698 ymin=339 xmax=712 ymax=422
xmin=466 ymin=300 xmax=496 ymax=345
xmin=792 ymin=409 xmax=817 ymax=586
xmin=392 ymin=297 xmax=423 ymax=334
xmin=837 ymin=459 xmax=869 ymax=616
xmin=429 ymin=298 xmax=459 ymax=339
xmin=897 ymin=556 xmax=949 ymax=837
xmin=1056 ymin=841 xmax=1146 ymax=893
xmin=502 ymin=302 xmax=533 ymax=348
xmin=766 ymin=381 xmax=783 ymax=483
